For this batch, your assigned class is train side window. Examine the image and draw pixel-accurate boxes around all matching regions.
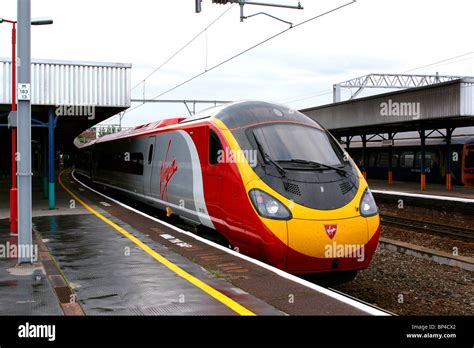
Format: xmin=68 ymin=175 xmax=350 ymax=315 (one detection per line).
xmin=400 ymin=152 xmax=414 ymax=167
xmin=414 ymin=152 xmax=433 ymax=168
xmin=209 ymin=130 xmax=222 ymax=165
xmin=465 ymin=146 xmax=474 ymax=169
xmin=97 ymin=151 xmax=144 ymax=175
xmin=148 ymin=144 xmax=154 ymax=165
xmin=391 ymin=153 xmax=399 ymax=167
xmin=378 ymin=152 xmax=389 ymax=167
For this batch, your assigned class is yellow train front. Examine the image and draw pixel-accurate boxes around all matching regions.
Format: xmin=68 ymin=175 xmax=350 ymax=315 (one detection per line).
xmin=211 ymin=101 xmax=380 ymax=275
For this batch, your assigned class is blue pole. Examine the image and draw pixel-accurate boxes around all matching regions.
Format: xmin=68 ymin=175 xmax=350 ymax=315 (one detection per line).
xmin=48 ymin=109 xmax=55 ymax=209
xmin=42 ymin=133 xmax=48 ymax=198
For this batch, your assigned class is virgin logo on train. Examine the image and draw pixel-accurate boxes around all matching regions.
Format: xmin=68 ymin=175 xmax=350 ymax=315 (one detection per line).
xmin=324 ymin=224 xmax=338 ymax=239
xmin=160 ymin=140 xmax=179 ymax=201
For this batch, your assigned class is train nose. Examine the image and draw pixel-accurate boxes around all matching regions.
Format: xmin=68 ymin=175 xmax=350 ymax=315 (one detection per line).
xmin=285 ymin=217 xmax=370 ymax=273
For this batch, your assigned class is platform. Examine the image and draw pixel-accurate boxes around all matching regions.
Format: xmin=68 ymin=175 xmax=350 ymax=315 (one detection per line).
xmin=0 ymin=176 xmax=88 ymax=220
xmin=368 ymin=179 xmax=474 ymax=202
xmin=33 ymin=213 xmax=280 ymax=315
xmin=0 ymin=169 xmax=387 ymax=316
xmin=0 ymin=220 xmax=63 ymax=315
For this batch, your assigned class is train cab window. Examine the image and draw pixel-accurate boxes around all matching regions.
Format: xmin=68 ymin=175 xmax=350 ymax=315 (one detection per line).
xmin=400 ymin=152 xmax=415 ymax=167
xmin=209 ymin=130 xmax=222 ymax=165
xmin=148 ymin=144 xmax=154 ymax=165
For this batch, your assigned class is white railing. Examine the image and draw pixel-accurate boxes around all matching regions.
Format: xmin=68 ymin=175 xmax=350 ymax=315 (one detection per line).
xmin=0 ymin=58 xmax=131 ymax=107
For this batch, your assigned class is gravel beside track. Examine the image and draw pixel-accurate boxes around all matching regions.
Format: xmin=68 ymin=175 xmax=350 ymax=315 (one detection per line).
xmin=333 ymin=248 xmax=473 ymax=315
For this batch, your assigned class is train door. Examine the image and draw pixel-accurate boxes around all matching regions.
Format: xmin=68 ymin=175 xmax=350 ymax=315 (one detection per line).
xmin=204 ymin=127 xmax=223 ymax=226
xmin=143 ymin=136 xmax=156 ymax=196
xmin=462 ymin=144 xmax=474 ymax=186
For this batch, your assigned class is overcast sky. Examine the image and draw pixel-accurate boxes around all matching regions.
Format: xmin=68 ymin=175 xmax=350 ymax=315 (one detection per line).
xmin=1 ymin=0 xmax=473 ymax=127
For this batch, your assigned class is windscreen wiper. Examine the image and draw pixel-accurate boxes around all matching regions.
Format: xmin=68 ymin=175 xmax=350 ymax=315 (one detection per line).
xmin=282 ymin=159 xmax=352 ymax=177
xmin=253 ymin=133 xmax=287 ymax=177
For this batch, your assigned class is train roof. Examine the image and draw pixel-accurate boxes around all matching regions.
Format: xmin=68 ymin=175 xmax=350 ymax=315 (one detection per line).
xmin=76 ymin=117 xmax=187 ymax=148
xmin=214 ymin=100 xmax=320 ymax=130
xmin=77 ymin=101 xmax=322 ymax=149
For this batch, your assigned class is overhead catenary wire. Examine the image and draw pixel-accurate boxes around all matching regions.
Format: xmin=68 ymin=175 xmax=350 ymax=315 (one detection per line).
xmin=282 ymin=90 xmax=333 ymax=104
xmin=402 ymin=51 xmax=474 ymax=74
xmin=125 ymin=0 xmax=357 ymax=115
xmin=131 ymin=3 xmax=236 ymax=92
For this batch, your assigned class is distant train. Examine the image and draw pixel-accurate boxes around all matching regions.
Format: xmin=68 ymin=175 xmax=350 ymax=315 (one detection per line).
xmin=348 ymin=136 xmax=474 ymax=186
xmin=76 ymin=101 xmax=380 ymax=275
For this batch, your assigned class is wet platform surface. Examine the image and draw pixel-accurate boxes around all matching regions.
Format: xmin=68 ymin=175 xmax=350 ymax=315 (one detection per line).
xmin=0 ymin=177 xmax=88 ymax=220
xmin=0 ymin=220 xmax=63 ymax=315
xmin=34 ymin=213 xmax=281 ymax=315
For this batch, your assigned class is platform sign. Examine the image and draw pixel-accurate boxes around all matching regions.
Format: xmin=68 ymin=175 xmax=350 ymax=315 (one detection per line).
xmin=381 ymin=139 xmax=394 ymax=147
xmin=17 ymin=83 xmax=31 ymax=101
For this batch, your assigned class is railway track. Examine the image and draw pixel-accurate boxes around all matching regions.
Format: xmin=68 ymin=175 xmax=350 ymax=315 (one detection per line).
xmin=380 ymin=213 xmax=474 ymax=241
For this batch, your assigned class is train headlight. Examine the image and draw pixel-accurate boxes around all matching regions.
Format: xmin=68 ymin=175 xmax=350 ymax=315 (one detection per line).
xmin=249 ymin=189 xmax=292 ymax=220
xmin=359 ymin=188 xmax=378 ymax=217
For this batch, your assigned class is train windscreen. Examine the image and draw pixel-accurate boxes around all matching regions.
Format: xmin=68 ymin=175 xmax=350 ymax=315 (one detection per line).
xmin=252 ymin=124 xmax=344 ymax=167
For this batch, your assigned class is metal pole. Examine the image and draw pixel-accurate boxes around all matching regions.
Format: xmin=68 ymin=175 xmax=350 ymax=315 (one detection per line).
xmin=446 ymin=128 xmax=452 ymax=191
xmin=42 ymin=132 xmax=48 ymax=198
xmin=48 ymin=109 xmax=55 ymax=209
xmin=346 ymin=136 xmax=351 ymax=150
xmin=361 ymin=134 xmax=367 ymax=179
xmin=420 ymin=129 xmax=426 ymax=191
xmin=388 ymin=133 xmax=394 ymax=185
xmin=17 ymin=0 xmax=33 ymax=264
xmin=10 ymin=22 xmax=18 ymax=234
xmin=242 ymin=1 xmax=303 ymax=10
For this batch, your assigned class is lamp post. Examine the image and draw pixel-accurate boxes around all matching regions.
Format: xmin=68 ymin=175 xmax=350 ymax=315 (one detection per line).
xmin=0 ymin=15 xmax=52 ymax=236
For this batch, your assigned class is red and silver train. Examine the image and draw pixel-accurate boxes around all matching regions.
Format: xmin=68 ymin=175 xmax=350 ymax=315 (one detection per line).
xmin=76 ymin=101 xmax=380 ymax=274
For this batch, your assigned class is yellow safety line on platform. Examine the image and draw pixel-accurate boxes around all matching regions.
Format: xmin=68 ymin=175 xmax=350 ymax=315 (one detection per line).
xmin=58 ymin=170 xmax=255 ymax=316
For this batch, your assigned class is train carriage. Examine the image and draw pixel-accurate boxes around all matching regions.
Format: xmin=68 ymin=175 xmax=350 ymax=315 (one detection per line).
xmin=76 ymin=101 xmax=380 ymax=274
xmin=348 ymin=137 xmax=474 ymax=186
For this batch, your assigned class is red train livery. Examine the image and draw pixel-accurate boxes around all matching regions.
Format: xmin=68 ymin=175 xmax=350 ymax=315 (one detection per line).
xmin=76 ymin=101 xmax=380 ymax=275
